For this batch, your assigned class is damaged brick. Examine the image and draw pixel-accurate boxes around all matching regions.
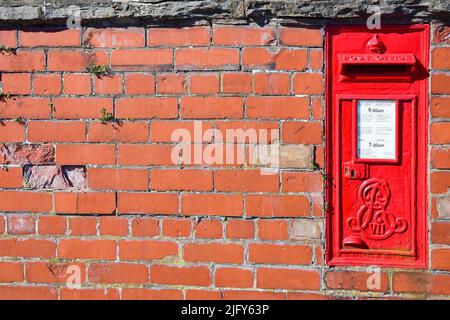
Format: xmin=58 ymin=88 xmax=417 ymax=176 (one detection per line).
xmin=0 ymin=144 xmax=54 ymax=165
xmin=23 ymin=165 xmax=86 ymax=190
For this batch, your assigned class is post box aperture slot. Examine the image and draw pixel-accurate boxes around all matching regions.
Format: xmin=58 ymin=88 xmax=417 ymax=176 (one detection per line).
xmin=353 ymin=99 xmax=399 ymax=163
xmin=338 ymin=54 xmax=416 ymax=82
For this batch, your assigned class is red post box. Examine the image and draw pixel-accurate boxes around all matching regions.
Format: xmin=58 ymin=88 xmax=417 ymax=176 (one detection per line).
xmin=326 ymin=25 xmax=429 ymax=268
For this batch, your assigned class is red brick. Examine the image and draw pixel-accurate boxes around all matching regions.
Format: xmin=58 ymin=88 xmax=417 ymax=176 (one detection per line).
xmin=162 ymin=218 xmax=191 ymax=237
xmin=325 ymin=270 xmax=389 ymax=292
xmin=89 ymin=263 xmax=148 ymax=284
xmin=7 ymin=214 xmax=36 ymax=235
xmin=151 ymin=169 xmax=213 ymax=191
xmin=61 ymin=288 xmax=119 ymax=300
xmin=431 ymin=147 xmax=450 ymax=169
xmin=282 ymin=122 xmax=322 ymax=144
xmin=88 ymin=168 xmax=148 ymax=191
xmin=250 ymin=244 xmax=312 ymax=265
xmin=180 ymin=96 xmax=243 ymax=119
xmin=116 ymin=97 xmax=178 ymax=119
xmin=58 ymin=239 xmax=116 ymax=260
xmin=0 ymin=167 xmax=22 ymax=188
xmin=55 ymin=192 xmax=116 ymax=214
xmin=215 ymin=169 xmax=278 ymax=192
xmin=431 ymin=97 xmax=450 ymax=118
xmin=175 ymin=48 xmax=240 ymax=70
xmin=122 ymin=289 xmax=182 ymax=300
xmin=293 ymin=73 xmax=323 ymax=94
xmin=257 ymin=268 xmax=320 ymax=290
xmin=0 ymin=30 xmax=17 ymax=48
xmin=223 ymin=290 xmax=285 ymax=300
xmin=125 ymin=73 xmax=155 ymax=95
xmin=0 ymin=191 xmax=52 ymax=212
xmin=0 ymin=97 xmax=51 ymax=119
xmin=246 ymin=97 xmax=309 ymax=119
xmin=432 ymin=47 xmax=450 ymax=70
xmin=118 ymin=144 xmax=174 ymax=166
xmin=431 ymin=171 xmax=450 ymax=194
xmin=151 ymin=121 xmax=213 ymax=143
xmin=1 ymin=73 xmax=31 ymax=94
xmin=0 ymin=122 xmax=25 ymax=143
xmin=28 ymin=121 xmax=86 ymax=142
xmin=53 ymin=97 xmax=113 ymax=119
xmin=434 ymin=24 xmax=450 ymax=44
xmin=246 ymin=195 xmax=310 ymax=217
xmin=156 ymin=73 xmax=187 ymax=94
xmin=0 ymin=238 xmax=55 ymax=258
xmin=312 ymin=96 xmax=323 ymax=119
xmin=254 ymin=72 xmax=290 ymax=95
xmin=226 ymin=219 xmax=254 ymax=239
xmin=222 ymin=72 xmax=252 ymax=94
xmin=111 ymin=49 xmax=172 ymax=70
xmin=214 ymin=121 xmax=279 ymax=144
xmin=215 ymin=268 xmax=253 ymax=288
xmin=432 ymin=73 xmax=450 ymax=94
xmin=118 ymin=192 xmax=178 ymax=214
xmin=56 ymin=144 xmax=115 ymax=165
xmin=242 ymin=47 xmax=277 ymax=70
xmin=276 ymin=49 xmax=308 ymax=71
xmin=280 ymin=28 xmax=322 ymax=46
xmin=147 ymin=27 xmax=210 ymax=46
xmin=195 ymin=219 xmax=223 ymax=239
xmin=184 ymin=243 xmax=244 ymax=263
xmin=310 ymin=49 xmax=323 ymax=69
xmin=432 ymin=222 xmax=450 ymax=244
xmin=69 ymin=217 xmax=97 ymax=236
xmin=190 ymin=73 xmax=220 ymax=94
xmin=99 ymin=216 xmax=129 ymax=236
xmin=431 ymin=249 xmax=450 ymax=271
xmin=0 ymin=262 xmax=23 ymax=282
xmin=0 ymin=286 xmax=57 ymax=300
xmin=258 ymin=220 xmax=288 ymax=240
xmin=48 ymin=50 xmax=108 ymax=71
xmin=431 ymin=122 xmax=450 ymax=144
xmin=84 ymin=28 xmax=145 ymax=48
xmin=186 ymin=290 xmax=222 ymax=300
xmin=0 ymin=216 xmax=4 ymax=234
xmin=213 ymin=27 xmax=276 ymax=45
xmin=26 ymin=262 xmax=85 ymax=284
xmin=38 ymin=216 xmax=66 ymax=235
xmin=63 ymin=73 xmax=91 ymax=95
xmin=0 ymin=51 xmax=46 ymax=72
xmin=393 ymin=272 xmax=450 ymax=295
xmin=19 ymin=29 xmax=81 ymax=47
xmin=33 ymin=74 xmax=62 ymax=95
xmin=282 ymin=171 xmax=323 ymax=192
xmin=182 ymin=194 xmax=243 ymax=217
xmin=151 ymin=265 xmax=211 ymax=286
xmin=119 ymin=240 xmax=178 ymax=260
xmin=88 ymin=122 xmax=149 ymax=143
xmin=93 ymin=74 xmax=123 ymax=94
xmin=131 ymin=218 xmax=160 ymax=237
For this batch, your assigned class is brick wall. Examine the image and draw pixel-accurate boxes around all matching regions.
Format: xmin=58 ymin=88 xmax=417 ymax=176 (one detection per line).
xmin=0 ymin=23 xmax=447 ymax=300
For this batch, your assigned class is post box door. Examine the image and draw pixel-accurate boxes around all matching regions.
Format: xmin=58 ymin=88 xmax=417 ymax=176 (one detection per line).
xmin=326 ymin=25 xmax=429 ymax=268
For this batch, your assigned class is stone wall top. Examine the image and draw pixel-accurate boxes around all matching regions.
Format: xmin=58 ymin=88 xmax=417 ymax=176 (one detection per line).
xmin=0 ymin=0 xmax=448 ymax=26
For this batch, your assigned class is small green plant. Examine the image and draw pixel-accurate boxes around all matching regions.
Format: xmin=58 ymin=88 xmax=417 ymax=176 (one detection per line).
xmin=49 ymin=101 xmax=55 ymax=113
xmin=98 ymin=108 xmax=118 ymax=124
xmin=0 ymin=45 xmax=15 ymax=54
xmin=86 ymin=63 xmax=111 ymax=77
xmin=14 ymin=117 xmax=26 ymax=125
xmin=1 ymin=164 xmax=8 ymax=172
xmin=0 ymin=92 xmax=11 ymax=101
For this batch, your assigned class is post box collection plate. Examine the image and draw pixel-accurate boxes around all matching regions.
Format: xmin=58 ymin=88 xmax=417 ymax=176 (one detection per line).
xmin=326 ymin=25 xmax=429 ymax=268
